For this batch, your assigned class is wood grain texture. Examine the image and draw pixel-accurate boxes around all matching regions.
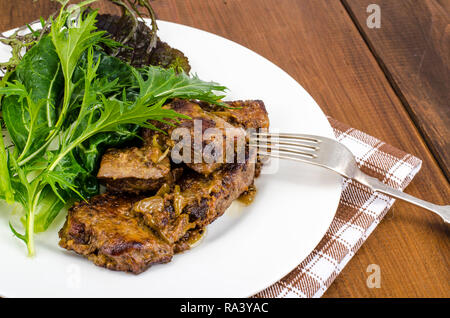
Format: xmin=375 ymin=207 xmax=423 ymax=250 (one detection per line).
xmin=0 ymin=0 xmax=448 ymax=298
xmin=0 ymin=0 xmax=59 ymax=30
xmin=343 ymin=0 xmax=450 ymax=180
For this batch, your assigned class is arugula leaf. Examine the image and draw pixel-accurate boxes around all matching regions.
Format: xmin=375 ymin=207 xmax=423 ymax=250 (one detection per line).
xmin=0 ymin=82 xmax=51 ymax=162
xmin=33 ymin=186 xmax=66 ymax=233
xmin=50 ymin=7 xmax=105 ymax=83
xmin=0 ymin=132 xmax=14 ymax=204
xmin=67 ymin=50 xmax=138 ymax=177
xmin=46 ymin=150 xmax=95 ymax=199
xmin=50 ymin=6 xmax=118 ymax=129
xmin=1 ymin=36 xmax=63 ymax=162
xmin=67 ymin=49 xmax=134 ymax=118
xmin=12 ymin=7 xmax=114 ymax=167
xmin=15 ymin=36 xmax=63 ymax=115
xmin=133 ymin=67 xmax=227 ymax=106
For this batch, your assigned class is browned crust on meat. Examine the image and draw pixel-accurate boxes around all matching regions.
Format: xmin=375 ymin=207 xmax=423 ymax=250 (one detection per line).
xmin=199 ymin=100 xmax=269 ymax=130
xmin=102 ymin=168 xmax=183 ymax=194
xmin=59 ymin=153 xmax=255 ymax=274
xmin=146 ymin=99 xmax=239 ymax=175
xmin=98 ymin=99 xmax=268 ymax=194
xmin=180 ymin=153 xmax=256 ymax=226
xmin=59 ymin=99 xmax=268 ymax=274
xmin=58 ymin=194 xmax=173 ymax=274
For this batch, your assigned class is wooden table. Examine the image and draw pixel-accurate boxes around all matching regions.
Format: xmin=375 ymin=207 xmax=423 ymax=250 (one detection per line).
xmin=1 ymin=0 xmax=448 ymax=298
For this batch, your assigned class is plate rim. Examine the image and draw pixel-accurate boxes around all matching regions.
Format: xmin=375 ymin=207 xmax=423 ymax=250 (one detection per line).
xmin=0 ymin=19 xmax=341 ymax=298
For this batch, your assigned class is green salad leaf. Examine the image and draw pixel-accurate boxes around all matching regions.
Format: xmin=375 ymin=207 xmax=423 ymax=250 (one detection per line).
xmin=1 ymin=35 xmax=63 ymax=163
xmin=0 ymin=2 xmax=228 ymax=256
xmin=0 ymin=132 xmax=13 ymax=204
xmin=33 ymin=186 xmax=65 ymax=233
xmin=132 ymin=66 xmax=227 ymax=106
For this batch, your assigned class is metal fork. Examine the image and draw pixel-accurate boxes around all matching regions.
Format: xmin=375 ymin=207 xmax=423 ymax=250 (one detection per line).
xmin=251 ymin=132 xmax=450 ymax=223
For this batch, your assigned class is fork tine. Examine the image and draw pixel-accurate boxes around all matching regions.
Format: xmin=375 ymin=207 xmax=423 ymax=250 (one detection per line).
xmin=250 ymin=144 xmax=317 ymax=159
xmin=251 ymin=137 xmax=320 ymax=151
xmin=253 ymin=132 xmax=321 ymax=143
xmin=256 ymin=151 xmax=316 ymax=162
xmin=250 ymin=132 xmax=321 ymax=159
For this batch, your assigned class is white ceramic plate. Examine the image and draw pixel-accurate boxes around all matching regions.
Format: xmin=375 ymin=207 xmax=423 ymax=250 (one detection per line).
xmin=0 ymin=20 xmax=341 ymax=297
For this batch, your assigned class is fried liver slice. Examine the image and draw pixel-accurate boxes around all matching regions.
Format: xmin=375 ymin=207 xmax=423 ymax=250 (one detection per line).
xmin=133 ymin=151 xmax=256 ymax=245
xmin=98 ymin=99 xmax=268 ymax=194
xmin=143 ymin=99 xmax=269 ymax=176
xmin=97 ymin=133 xmax=185 ymax=194
xmin=97 ymin=99 xmax=244 ymax=193
xmin=59 ymin=153 xmax=256 ymax=274
xmin=180 ymin=154 xmax=256 ymax=226
xmin=199 ymin=100 xmax=270 ymax=130
xmin=144 ymin=99 xmax=239 ymax=176
xmin=97 ymin=144 xmax=174 ymax=193
xmin=59 ymin=99 xmax=268 ymax=274
xmin=58 ymin=194 xmax=173 ymax=274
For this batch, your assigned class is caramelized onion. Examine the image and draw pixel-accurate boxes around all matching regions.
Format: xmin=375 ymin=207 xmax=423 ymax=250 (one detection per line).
xmin=187 ymin=228 xmax=207 ymax=248
xmin=238 ymin=185 xmax=257 ymax=205
xmin=155 ymin=183 xmax=170 ymax=197
xmin=173 ymin=185 xmax=185 ymax=216
xmin=133 ymin=196 xmax=164 ymax=214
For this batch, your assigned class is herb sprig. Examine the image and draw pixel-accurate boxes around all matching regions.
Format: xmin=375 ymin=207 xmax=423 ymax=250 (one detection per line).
xmin=0 ymin=1 xmax=227 ymax=256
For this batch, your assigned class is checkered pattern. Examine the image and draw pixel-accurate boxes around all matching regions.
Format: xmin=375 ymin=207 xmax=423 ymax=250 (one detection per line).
xmin=253 ymin=117 xmax=422 ymax=298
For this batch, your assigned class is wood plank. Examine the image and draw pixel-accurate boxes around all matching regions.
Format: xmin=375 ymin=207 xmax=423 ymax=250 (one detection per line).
xmin=0 ymin=0 xmax=59 ymax=31
xmin=97 ymin=0 xmax=450 ymax=298
xmin=0 ymin=0 xmax=448 ymax=297
xmin=342 ymin=0 xmax=450 ymax=180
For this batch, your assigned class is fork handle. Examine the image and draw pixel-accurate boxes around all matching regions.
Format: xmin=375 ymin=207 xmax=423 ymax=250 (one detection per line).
xmin=353 ymin=171 xmax=450 ymax=223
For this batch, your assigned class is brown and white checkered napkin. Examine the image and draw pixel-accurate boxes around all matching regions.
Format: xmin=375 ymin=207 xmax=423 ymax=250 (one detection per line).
xmin=254 ymin=117 xmax=422 ymax=298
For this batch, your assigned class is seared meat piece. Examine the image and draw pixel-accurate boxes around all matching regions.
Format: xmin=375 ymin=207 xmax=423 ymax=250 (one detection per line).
xmin=97 ymin=99 xmax=244 ymax=193
xmin=101 ymin=173 xmax=180 ymax=194
xmin=59 ymin=98 xmax=269 ymax=274
xmin=180 ymin=153 xmax=256 ymax=226
xmin=199 ymin=100 xmax=270 ymax=177
xmin=133 ymin=148 xmax=256 ymax=242
xmin=173 ymin=227 xmax=206 ymax=253
xmin=97 ymin=147 xmax=170 ymax=180
xmin=59 ymin=152 xmax=256 ymax=274
xmin=199 ymin=100 xmax=270 ymax=130
xmin=144 ymin=99 xmax=243 ymax=176
xmin=97 ymin=140 xmax=178 ymax=193
xmin=58 ymin=194 xmax=173 ymax=274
